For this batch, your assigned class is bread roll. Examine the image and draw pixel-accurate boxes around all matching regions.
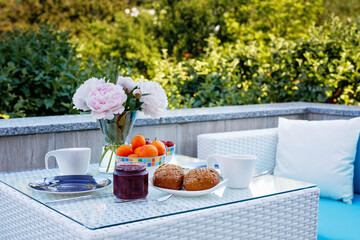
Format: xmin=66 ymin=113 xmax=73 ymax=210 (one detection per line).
xmin=153 ymin=164 xmax=184 ymax=190
xmin=183 ymin=167 xmax=220 ymax=191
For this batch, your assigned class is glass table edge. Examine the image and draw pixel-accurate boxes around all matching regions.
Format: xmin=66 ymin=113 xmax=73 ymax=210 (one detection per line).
xmin=0 ymin=178 xmax=89 ymax=229
xmin=0 ymin=177 xmax=318 ymax=231
xmin=92 ymin=184 xmax=318 ymax=231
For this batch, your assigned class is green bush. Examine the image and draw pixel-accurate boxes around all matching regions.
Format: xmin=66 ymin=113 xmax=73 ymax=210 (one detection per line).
xmin=220 ymin=0 xmax=323 ymax=42
xmin=321 ymin=0 xmax=360 ymax=23
xmin=0 ymin=0 xmax=326 ymax=78
xmin=258 ymin=16 xmax=360 ymax=105
xmin=76 ymin=11 xmax=160 ymax=78
xmin=0 ymin=24 xmax=137 ymax=117
xmin=151 ymin=16 xmax=360 ymax=109
xmin=0 ymin=0 xmax=360 ymax=118
xmin=153 ymin=0 xmax=219 ymax=59
xmin=0 ymin=0 xmax=128 ymax=34
xmin=0 ymin=25 xmax=87 ymax=117
xmin=153 ymin=0 xmax=323 ymax=60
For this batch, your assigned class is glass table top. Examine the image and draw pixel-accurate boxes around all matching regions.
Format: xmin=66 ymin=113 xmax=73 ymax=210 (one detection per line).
xmin=0 ymin=155 xmax=316 ymax=230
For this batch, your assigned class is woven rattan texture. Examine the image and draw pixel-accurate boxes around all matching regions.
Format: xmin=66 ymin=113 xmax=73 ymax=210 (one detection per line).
xmin=0 ymin=182 xmax=85 ymax=239
xmin=197 ymin=128 xmax=278 ymax=173
xmin=100 ymin=188 xmax=319 ymax=240
xmin=0 ymin=181 xmax=319 ymax=240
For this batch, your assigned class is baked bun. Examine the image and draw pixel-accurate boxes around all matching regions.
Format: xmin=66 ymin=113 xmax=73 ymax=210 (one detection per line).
xmin=183 ymin=167 xmax=220 ymax=191
xmin=153 ymin=164 xmax=184 ymax=190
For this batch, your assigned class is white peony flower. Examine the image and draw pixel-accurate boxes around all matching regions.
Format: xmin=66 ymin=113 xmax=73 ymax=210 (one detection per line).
xmin=73 ymin=77 xmax=105 ymax=111
xmin=138 ymin=80 xmax=168 ymax=118
xmin=116 ymin=76 xmax=136 ymax=93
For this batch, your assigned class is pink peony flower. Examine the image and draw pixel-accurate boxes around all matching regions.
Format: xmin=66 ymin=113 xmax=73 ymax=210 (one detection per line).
xmin=73 ymin=76 xmax=168 ymax=120
xmin=138 ymin=80 xmax=168 ymax=118
xmin=73 ymin=77 xmax=105 ymax=111
xmin=116 ymin=76 xmax=136 ymax=93
xmin=86 ymin=83 xmax=127 ymax=120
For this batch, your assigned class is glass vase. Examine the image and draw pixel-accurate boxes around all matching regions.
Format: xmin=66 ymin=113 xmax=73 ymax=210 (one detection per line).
xmin=97 ymin=111 xmax=137 ymax=173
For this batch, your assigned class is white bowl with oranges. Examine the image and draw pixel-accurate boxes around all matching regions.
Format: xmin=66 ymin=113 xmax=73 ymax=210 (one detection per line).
xmin=116 ymin=135 xmax=167 ymax=176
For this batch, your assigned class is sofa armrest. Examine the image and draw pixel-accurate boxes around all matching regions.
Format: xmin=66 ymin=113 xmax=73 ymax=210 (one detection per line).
xmin=197 ymin=128 xmax=278 ymax=173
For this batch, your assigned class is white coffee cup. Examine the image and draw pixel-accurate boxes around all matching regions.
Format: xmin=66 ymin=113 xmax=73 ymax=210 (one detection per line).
xmin=207 ymin=154 xmax=257 ymax=188
xmin=45 ymin=148 xmax=91 ymax=175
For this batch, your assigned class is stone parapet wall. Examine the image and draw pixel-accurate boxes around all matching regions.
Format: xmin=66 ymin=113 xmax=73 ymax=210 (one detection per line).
xmin=1 ymin=102 xmax=359 ymax=172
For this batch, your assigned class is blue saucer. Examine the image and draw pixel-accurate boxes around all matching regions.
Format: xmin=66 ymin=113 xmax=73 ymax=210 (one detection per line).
xmin=180 ymin=161 xmax=219 ymax=169
xmin=29 ymin=175 xmax=111 ymax=194
xmin=196 ymin=164 xmax=219 ymax=169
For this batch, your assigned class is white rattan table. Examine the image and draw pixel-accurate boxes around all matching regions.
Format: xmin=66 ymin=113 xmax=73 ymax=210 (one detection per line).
xmin=0 ymin=155 xmax=319 ymax=240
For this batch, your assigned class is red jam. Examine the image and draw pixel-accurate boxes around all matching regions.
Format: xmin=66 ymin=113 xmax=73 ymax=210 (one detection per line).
xmin=113 ymin=162 xmax=148 ymax=199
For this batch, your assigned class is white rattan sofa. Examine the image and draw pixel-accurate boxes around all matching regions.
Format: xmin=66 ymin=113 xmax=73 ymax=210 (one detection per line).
xmin=198 ymin=128 xmax=360 ymax=240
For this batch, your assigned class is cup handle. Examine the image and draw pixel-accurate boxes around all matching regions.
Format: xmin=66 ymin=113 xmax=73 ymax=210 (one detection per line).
xmin=206 ymin=155 xmax=216 ymax=169
xmin=45 ymin=150 xmax=57 ymax=169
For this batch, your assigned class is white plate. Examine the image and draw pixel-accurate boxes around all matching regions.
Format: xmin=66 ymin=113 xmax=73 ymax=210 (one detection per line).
xmin=150 ymin=177 xmax=228 ymax=197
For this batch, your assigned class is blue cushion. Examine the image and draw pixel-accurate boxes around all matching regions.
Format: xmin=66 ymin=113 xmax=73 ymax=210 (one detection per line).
xmin=354 ymin=134 xmax=360 ymax=194
xmin=318 ymin=194 xmax=360 ymax=240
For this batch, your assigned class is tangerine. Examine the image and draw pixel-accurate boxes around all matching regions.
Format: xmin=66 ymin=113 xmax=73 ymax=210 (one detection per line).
xmin=138 ymin=145 xmax=158 ymax=158
xmin=134 ymin=146 xmax=143 ymax=155
xmin=128 ymin=154 xmax=139 ymax=158
xmin=151 ymin=140 xmax=166 ymax=156
xmin=131 ymin=135 xmax=146 ymax=149
xmin=116 ymin=145 xmax=133 ymax=157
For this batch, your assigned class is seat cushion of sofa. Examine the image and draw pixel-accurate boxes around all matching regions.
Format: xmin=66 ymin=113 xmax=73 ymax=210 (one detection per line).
xmin=318 ymin=194 xmax=360 ymax=240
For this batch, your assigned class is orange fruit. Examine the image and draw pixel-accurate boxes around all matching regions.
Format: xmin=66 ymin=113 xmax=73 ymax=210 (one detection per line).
xmin=138 ymin=145 xmax=158 ymax=158
xmin=151 ymin=140 xmax=166 ymax=156
xmin=116 ymin=145 xmax=133 ymax=157
xmin=128 ymin=154 xmax=139 ymax=158
xmin=134 ymin=147 xmax=143 ymax=155
xmin=131 ymin=135 xmax=146 ymax=149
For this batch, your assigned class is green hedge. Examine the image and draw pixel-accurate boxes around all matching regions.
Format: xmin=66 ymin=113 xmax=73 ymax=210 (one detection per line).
xmin=0 ymin=0 xmax=359 ymax=118
xmin=0 ymin=25 xmax=85 ymax=117
xmin=152 ymin=17 xmax=360 ymax=109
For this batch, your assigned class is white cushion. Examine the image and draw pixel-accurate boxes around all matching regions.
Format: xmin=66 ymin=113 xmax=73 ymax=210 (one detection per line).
xmin=274 ymin=117 xmax=360 ymax=203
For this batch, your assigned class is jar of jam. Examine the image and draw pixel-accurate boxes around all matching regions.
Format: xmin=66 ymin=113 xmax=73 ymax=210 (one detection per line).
xmin=113 ymin=162 xmax=148 ymax=199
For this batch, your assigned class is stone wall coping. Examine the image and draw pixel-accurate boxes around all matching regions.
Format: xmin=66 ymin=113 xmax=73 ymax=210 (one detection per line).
xmin=1 ymin=102 xmax=360 ymax=136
